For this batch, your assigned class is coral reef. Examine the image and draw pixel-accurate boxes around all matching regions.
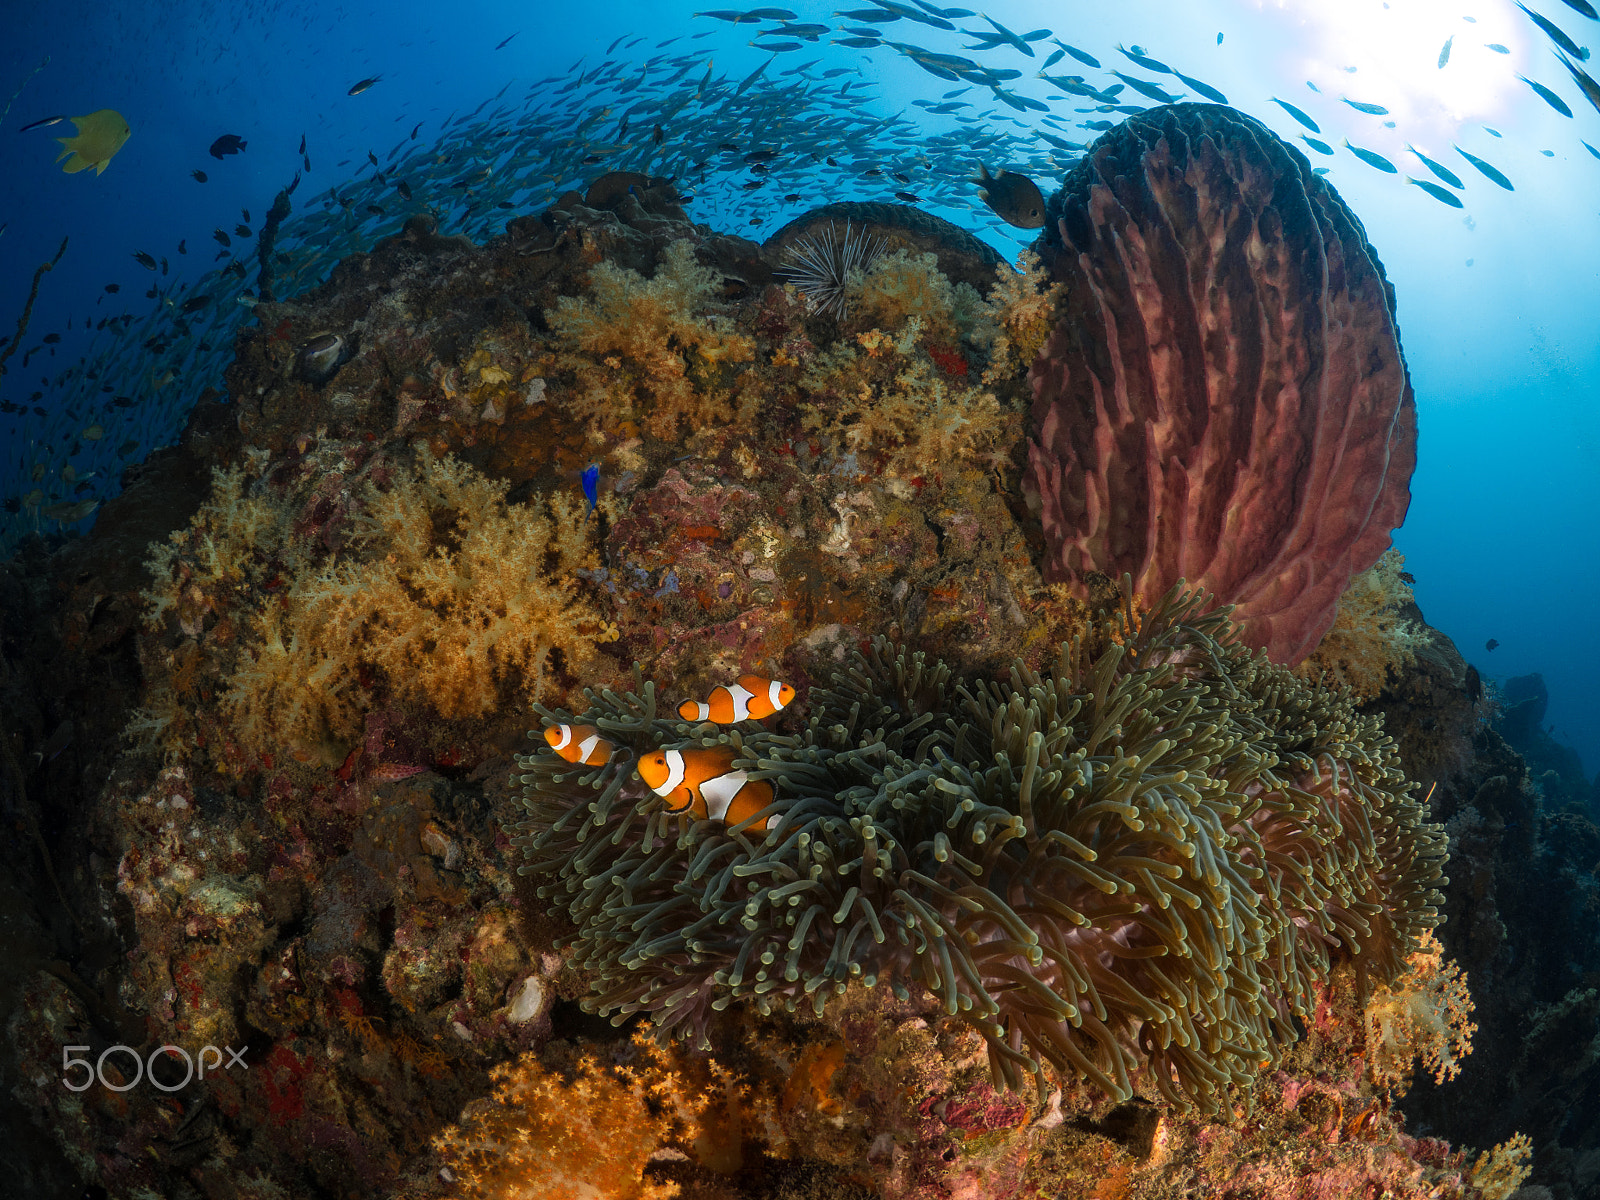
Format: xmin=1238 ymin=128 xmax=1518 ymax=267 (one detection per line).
xmin=1365 ymin=928 xmax=1477 ymax=1093
xmin=433 ymin=1028 xmax=750 ymax=1200
xmin=1393 ymin=726 xmax=1600 ymax=1199
xmin=849 ymin=248 xmax=978 ymax=344
xmin=797 ymin=329 xmax=1012 ymax=483
xmin=514 ymin=580 xmax=1448 ymax=1115
xmin=1027 ymin=103 xmax=1417 ymax=665
xmin=1 ymin=115 xmax=1561 ymax=1200
xmin=970 ymin=249 xmax=1063 ymax=386
xmin=1492 ymin=672 xmax=1595 ymax=812
xmin=1469 ymin=1134 xmax=1535 ymax=1200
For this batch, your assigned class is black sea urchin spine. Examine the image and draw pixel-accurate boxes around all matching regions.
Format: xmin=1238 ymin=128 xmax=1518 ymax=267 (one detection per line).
xmin=776 ymin=219 xmax=887 ymax=318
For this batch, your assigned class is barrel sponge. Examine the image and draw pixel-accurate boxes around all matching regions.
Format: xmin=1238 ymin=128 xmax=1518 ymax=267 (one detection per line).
xmin=1027 ymin=103 xmax=1418 ymax=665
xmin=510 ymin=583 xmax=1447 ymax=1113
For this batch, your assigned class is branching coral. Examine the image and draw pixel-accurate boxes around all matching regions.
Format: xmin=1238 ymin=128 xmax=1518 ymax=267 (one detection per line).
xmin=1296 ymin=549 xmax=1431 ymax=702
xmin=511 ymin=581 xmax=1448 ymax=1114
xmin=1468 ymin=1133 xmax=1534 ymax=1200
xmin=548 ymin=238 xmax=757 ymax=439
xmin=1364 ymin=927 xmax=1475 ymax=1093
xmin=135 ymin=446 xmax=613 ymax=763
xmin=434 ymin=1035 xmax=681 ymax=1200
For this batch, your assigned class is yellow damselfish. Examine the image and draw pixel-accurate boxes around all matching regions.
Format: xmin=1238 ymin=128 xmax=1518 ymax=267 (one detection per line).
xmin=55 ymin=109 xmax=131 ymax=175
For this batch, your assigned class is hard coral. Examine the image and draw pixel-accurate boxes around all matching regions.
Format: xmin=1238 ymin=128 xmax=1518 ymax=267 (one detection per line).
xmin=1027 ymin=103 xmax=1417 ymax=665
xmin=512 ymin=580 xmax=1447 ymax=1115
xmin=548 ymin=238 xmax=757 ymax=439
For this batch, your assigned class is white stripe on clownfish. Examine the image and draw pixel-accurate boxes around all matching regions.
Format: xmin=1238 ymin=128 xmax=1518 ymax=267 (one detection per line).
xmin=544 ymin=723 xmax=614 ymax=765
xmin=699 ymin=767 xmax=756 ymax=821
xmin=637 ymin=745 xmax=777 ymax=831
xmin=678 ymin=675 xmax=795 ymax=723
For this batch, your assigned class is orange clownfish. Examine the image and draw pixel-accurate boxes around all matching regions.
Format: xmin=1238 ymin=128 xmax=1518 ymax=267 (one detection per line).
xmin=637 ymin=746 xmax=776 ymax=831
xmin=678 ymin=675 xmax=796 ymax=723
xmin=544 ymin=724 xmax=614 ymax=766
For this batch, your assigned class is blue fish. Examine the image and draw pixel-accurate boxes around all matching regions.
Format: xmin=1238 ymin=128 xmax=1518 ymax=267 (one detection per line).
xmin=581 ymin=463 xmax=600 ymax=513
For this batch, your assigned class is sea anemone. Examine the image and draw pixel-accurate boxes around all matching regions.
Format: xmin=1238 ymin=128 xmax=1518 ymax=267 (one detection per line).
xmin=510 ymin=582 xmax=1447 ymax=1113
xmin=777 ymin=220 xmax=887 ymax=318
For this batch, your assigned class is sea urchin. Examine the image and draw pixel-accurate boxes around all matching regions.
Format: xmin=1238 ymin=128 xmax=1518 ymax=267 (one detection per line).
xmin=776 ymin=219 xmax=887 ymax=318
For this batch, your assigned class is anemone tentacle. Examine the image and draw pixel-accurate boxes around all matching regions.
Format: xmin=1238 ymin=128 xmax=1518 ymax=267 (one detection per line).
xmin=509 ymin=581 xmax=1448 ymax=1113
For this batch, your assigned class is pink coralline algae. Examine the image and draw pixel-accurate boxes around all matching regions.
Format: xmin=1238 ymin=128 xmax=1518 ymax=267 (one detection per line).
xmin=1026 ymin=103 xmax=1418 ymax=663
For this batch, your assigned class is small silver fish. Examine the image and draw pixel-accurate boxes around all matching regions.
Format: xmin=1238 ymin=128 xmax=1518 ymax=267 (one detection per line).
xmin=43 ymin=499 xmax=98 ymax=523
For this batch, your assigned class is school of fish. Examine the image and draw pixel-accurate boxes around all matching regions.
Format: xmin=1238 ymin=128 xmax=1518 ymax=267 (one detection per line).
xmin=2 ymin=0 xmax=1597 ymax=552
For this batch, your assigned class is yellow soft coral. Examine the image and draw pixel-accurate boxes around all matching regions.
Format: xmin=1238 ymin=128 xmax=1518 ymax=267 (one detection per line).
xmin=548 ymin=239 xmax=756 ymax=439
xmin=226 ymin=448 xmax=608 ymax=752
xmin=433 ymin=1028 xmax=758 ymax=1200
xmin=1364 ymin=928 xmax=1476 ymax=1093
xmin=848 ymin=248 xmax=980 ymax=345
xmin=800 ymin=335 xmax=1016 ymax=481
xmin=134 ymin=447 xmax=612 ymax=765
xmin=138 ymin=448 xmax=285 ymax=635
xmin=974 ymin=249 xmax=1064 ymax=384
xmin=1297 ymin=548 xmax=1431 ymax=701
xmin=1468 ymin=1133 xmax=1534 ymax=1200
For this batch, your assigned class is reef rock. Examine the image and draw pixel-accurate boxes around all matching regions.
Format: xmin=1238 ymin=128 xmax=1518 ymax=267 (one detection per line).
xmin=1027 ymin=102 xmax=1418 ymax=664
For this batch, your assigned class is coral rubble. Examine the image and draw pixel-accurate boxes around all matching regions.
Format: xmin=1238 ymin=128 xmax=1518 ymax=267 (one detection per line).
xmin=1027 ymin=103 xmax=1418 ymax=665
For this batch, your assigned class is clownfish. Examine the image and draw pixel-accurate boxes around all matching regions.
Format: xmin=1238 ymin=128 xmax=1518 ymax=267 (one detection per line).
xmin=544 ymin=723 xmax=614 ymax=766
xmin=637 ymin=746 xmax=776 ymax=832
xmin=678 ymin=675 xmax=795 ymax=723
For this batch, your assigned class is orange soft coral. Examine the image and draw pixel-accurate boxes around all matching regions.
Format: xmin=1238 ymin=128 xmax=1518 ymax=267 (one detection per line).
xmin=433 ymin=1028 xmax=758 ymax=1200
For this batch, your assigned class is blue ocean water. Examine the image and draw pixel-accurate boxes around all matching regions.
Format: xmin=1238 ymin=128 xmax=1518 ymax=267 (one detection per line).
xmin=1 ymin=0 xmax=1596 ymax=776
